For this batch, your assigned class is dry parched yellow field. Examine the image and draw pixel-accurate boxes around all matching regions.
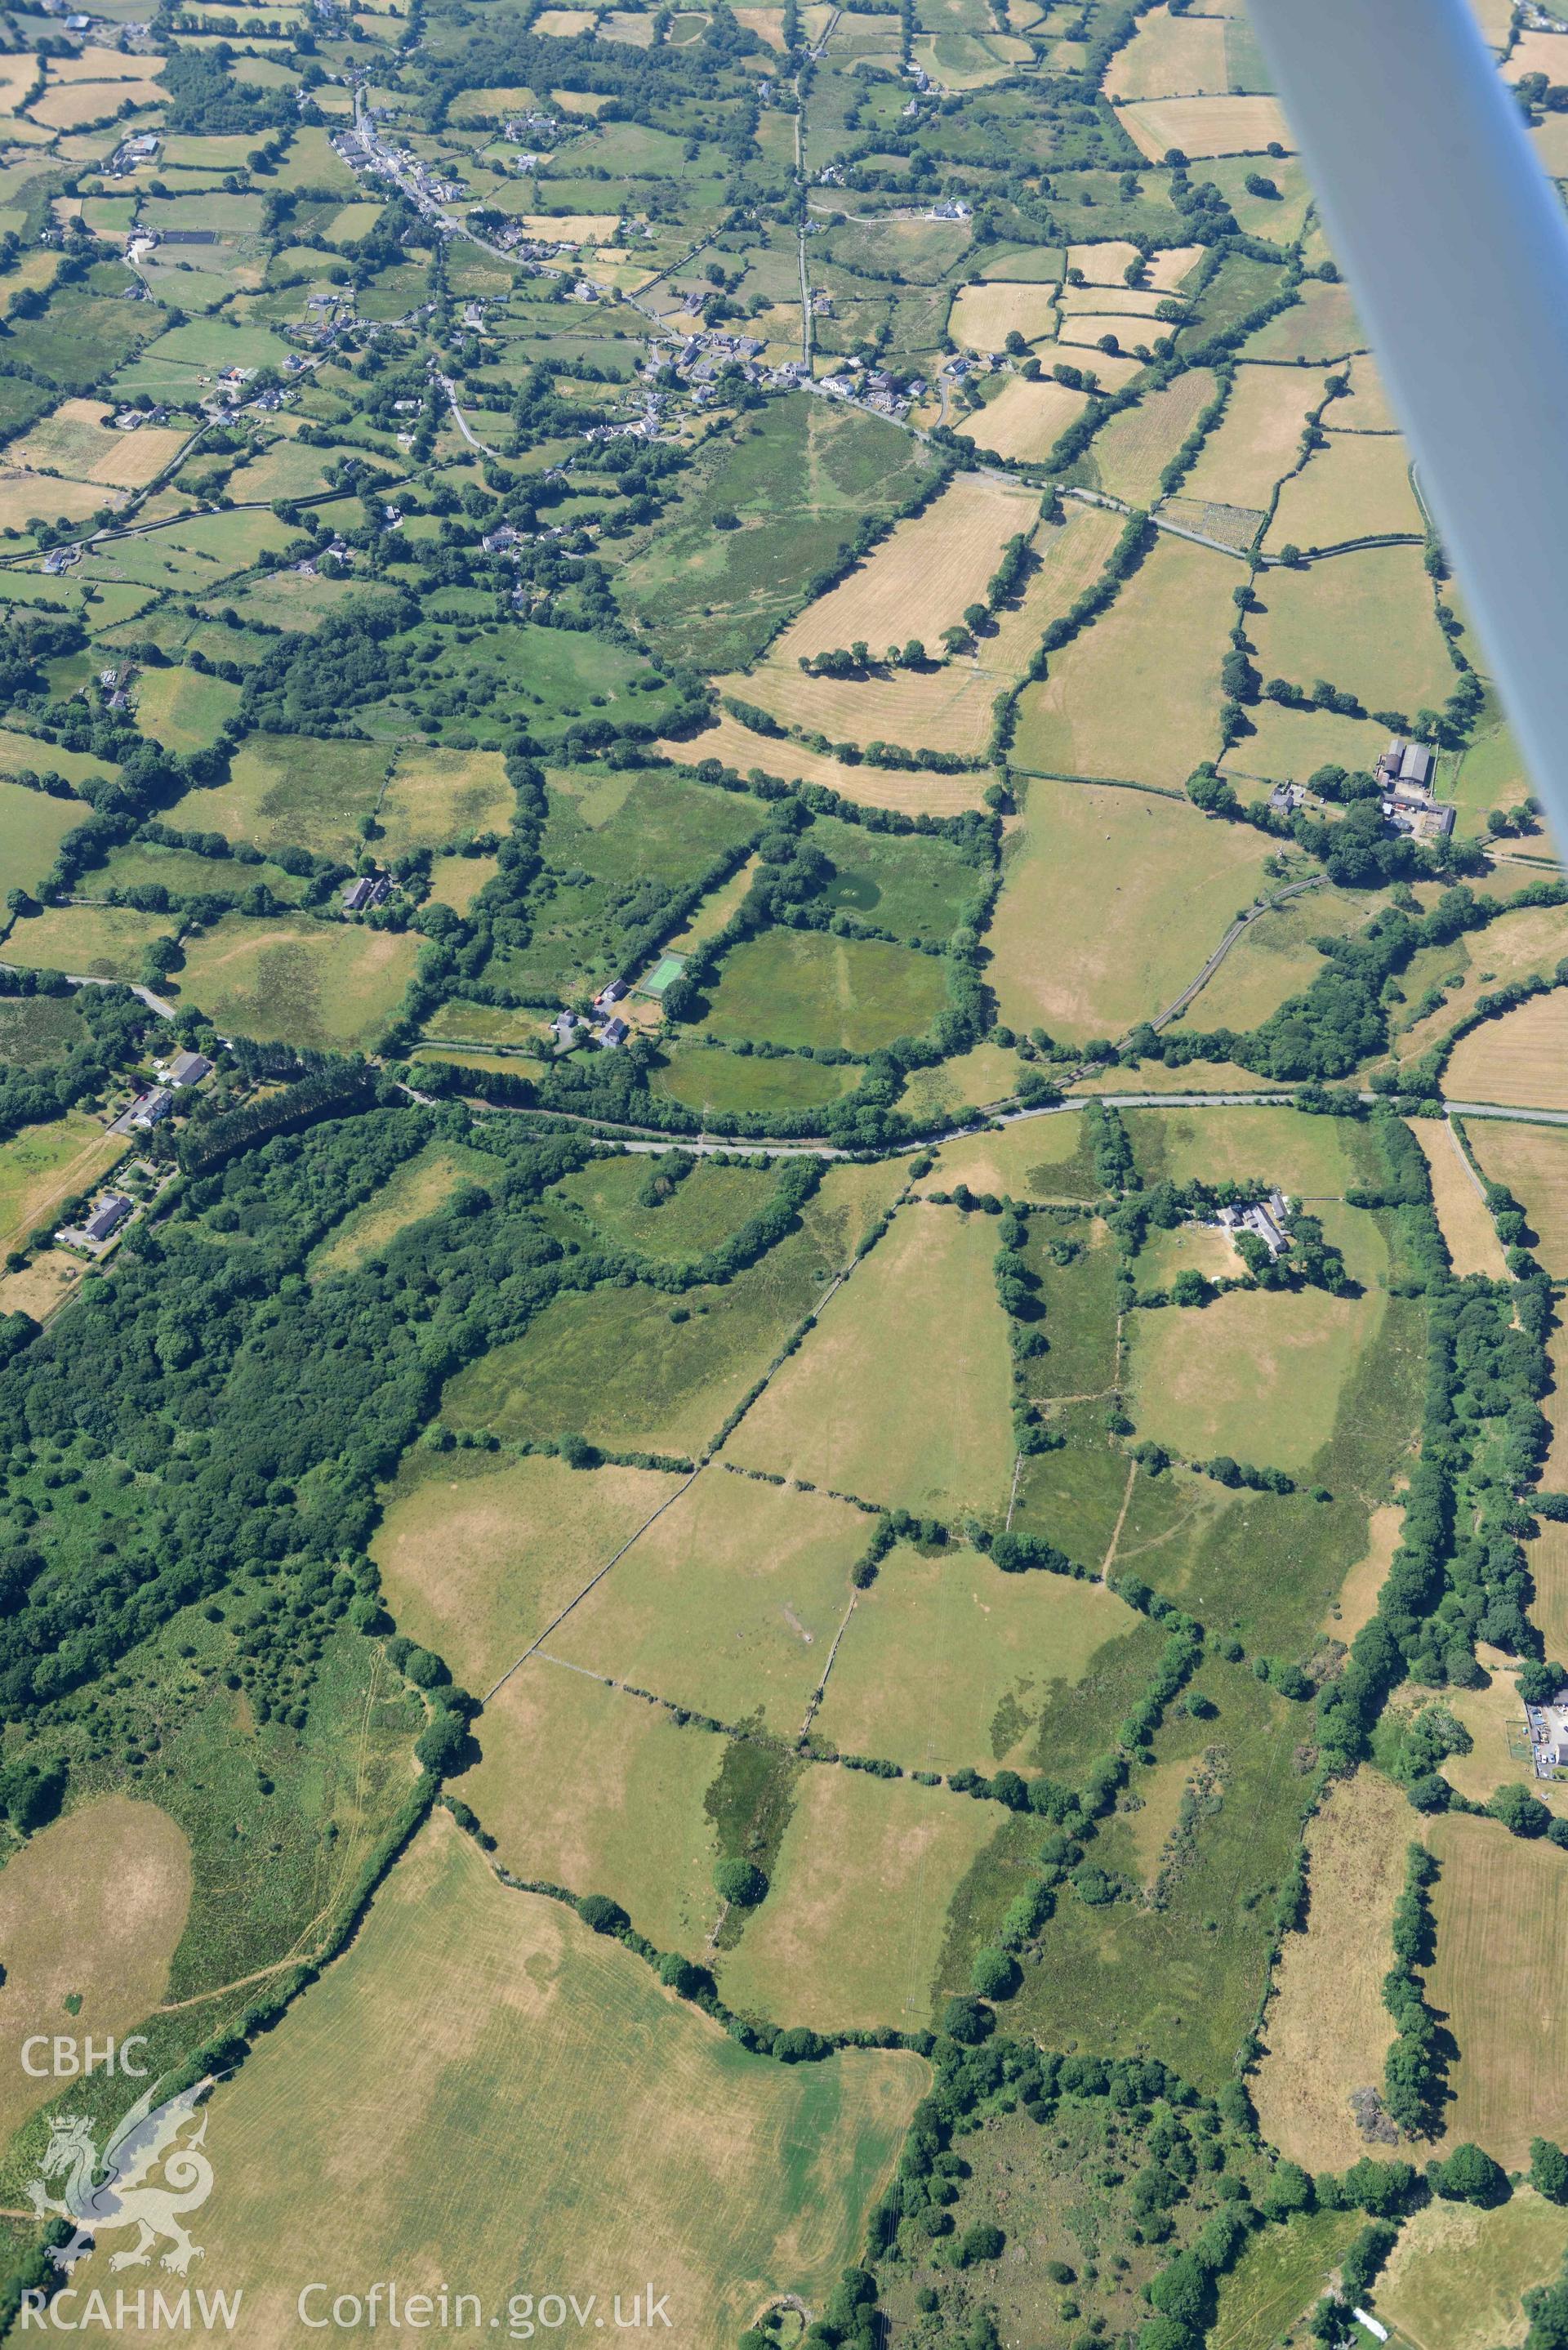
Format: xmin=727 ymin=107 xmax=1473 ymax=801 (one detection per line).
xmin=959 ymin=373 xmax=1089 ymax=460
xmin=1104 ymin=4 xmax=1228 ymax=101
xmin=549 ymin=1469 xmax=867 ymax=1739
xmin=1089 ymin=368 xmax=1218 ymax=507
xmin=1181 ymin=364 xmax=1330 ymax=512
xmin=947 ymin=280 xmax=1059 ymax=350
xmin=716 ymin=1767 xmax=1000 ymax=2031
xmin=666 ymin=710 xmax=991 ymax=815
xmin=1264 ymin=430 xmax=1423 ymax=550
xmin=11 ymin=397 xmax=190 ymax=488
xmin=376 ymin=744 xmax=514 ymax=856
xmin=988 ymin=774 xmax=1276 ymax=1043
xmin=726 ymin=658 xmax=1002 ymax=760
xmin=1466 ymin=1117 xmax=1568 ymax=1273
xmin=1011 ymin=529 xmax=1237 ymax=787
xmin=1114 ymin=93 xmax=1293 ymax=159
xmin=1428 ymin=1811 xmax=1568 ymax=2165
xmin=1406 ymin=1120 xmax=1509 ymax=1278
xmin=459 ymin=1659 xmax=731 ymax=1952
xmin=73 ymin=1814 xmax=924 ymax=2350
xmin=1253 ymin=1770 xmax=1410 ymax=2173
xmin=1529 ymin=1515 xmax=1568 ymax=1660
xmin=372 ymin=1450 xmax=684 ymax=1695
xmin=768 ymin=472 xmax=1040 ymax=664
xmin=1446 ymin=991 xmax=1568 ymax=1110
xmin=0 ymin=1797 xmax=192 ymax=2149
xmin=728 ymin=1202 xmax=1017 ymax=1522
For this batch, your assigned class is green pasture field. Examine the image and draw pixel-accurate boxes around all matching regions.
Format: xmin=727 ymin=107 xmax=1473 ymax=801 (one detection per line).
xmin=419 ymin=1000 xmax=543 ymax=1049
xmin=1219 ymin=694 xmax=1392 ymax=786
xmin=272 ymin=123 xmax=362 ymax=190
xmin=101 ymin=1811 xmax=924 ymax=2350
xmin=1009 ymin=1402 xmax=1138 ymax=1565
xmin=651 ymin=1043 xmax=863 ymax=1121
xmin=812 ymin=1540 xmax=1142 ymax=1776
xmin=7 ymin=292 xmax=162 ymax=389
xmin=808 ymin=814 xmax=983 ymax=943
xmin=309 ymin=1137 xmax=501 ymax=1278
xmin=1018 ymin=1210 xmax=1120 ymax=1402
xmin=0 ymin=727 xmax=118 ymax=792
xmin=615 ymin=391 xmax=943 ymax=670
xmin=1377 ymin=2187 xmax=1568 ymax=2350
xmin=987 ymin=775 xmax=1277 ymax=1046
xmin=0 ymin=1108 xmax=125 ymax=1257
xmin=550 ymin=1468 xmax=868 ymax=1737
xmin=551 ymin=1153 xmax=781 ymax=1263
xmin=458 ymin=1663 xmax=728 ymax=1952
xmin=0 ymin=991 xmax=83 ymax=1068
xmin=91 ymin=508 xmax=295 ymax=593
xmin=131 ymin=665 xmax=243 ymax=755
xmin=372 ymin=1446 xmax=682 ymax=1694
xmin=1011 ymin=533 xmax=1237 ymax=790
xmin=109 ymin=317 xmax=292 ymax=398
xmin=1450 ymin=714 xmax=1535 ymax=834
xmin=187 ymin=734 xmax=387 ymax=863
xmin=894 ymin=1039 xmax=1022 ymax=1121
xmin=1125 ymin=1099 xmax=1372 ymax=1193
xmin=727 ymin=1202 xmax=1016 ymax=1523
xmin=716 ymin=1763 xmax=1001 ymax=2032
xmin=0 ymin=778 xmax=85 ymax=902
xmin=486 ymin=766 xmax=760 ymax=997
xmin=4 ymin=902 xmax=168 ymax=980
xmin=90 ymin=839 xmax=308 ymax=906
xmin=1204 ymin=153 xmax=1314 ymax=239
xmin=176 ymin=915 xmax=417 ymax=1052
xmin=697 ymin=929 xmax=949 ymax=1054
xmin=911 ymin=1113 xmax=1102 ymax=1203
xmin=1211 ymin=2211 xmax=1367 ymax=2350
xmin=214 ymin=437 xmax=338 ymax=505
xmin=439 ymin=1217 xmax=844 ymax=1460
xmin=964 ymin=1657 xmax=1305 ymax=2089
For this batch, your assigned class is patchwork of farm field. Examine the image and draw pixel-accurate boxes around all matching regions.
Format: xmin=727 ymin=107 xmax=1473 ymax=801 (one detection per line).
xmin=0 ymin=0 xmax=1560 ymax=2334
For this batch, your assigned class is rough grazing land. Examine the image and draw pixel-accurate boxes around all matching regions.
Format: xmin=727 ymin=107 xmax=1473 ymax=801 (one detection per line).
xmin=1253 ymin=1770 xmax=1409 ymax=2173
xmin=78 ymin=1816 xmax=922 ymax=2350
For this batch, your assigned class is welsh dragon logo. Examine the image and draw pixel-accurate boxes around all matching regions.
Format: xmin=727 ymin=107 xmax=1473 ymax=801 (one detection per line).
xmin=25 ymin=2079 xmax=217 ymax=2276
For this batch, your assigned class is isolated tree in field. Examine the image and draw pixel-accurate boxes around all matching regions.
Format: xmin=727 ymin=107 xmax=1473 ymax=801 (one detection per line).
xmin=714 ymin=1856 xmax=768 ymax=1905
